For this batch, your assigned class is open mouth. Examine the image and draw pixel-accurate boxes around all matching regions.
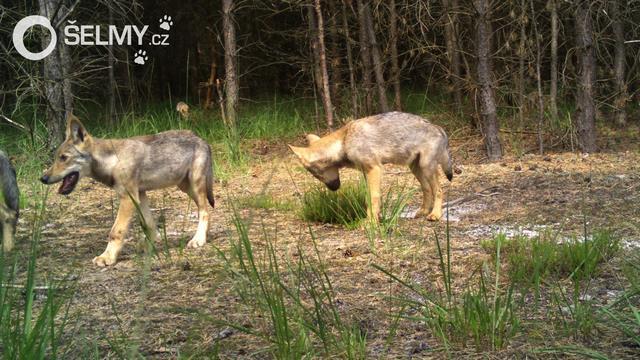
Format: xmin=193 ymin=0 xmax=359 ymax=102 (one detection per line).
xmin=59 ymin=171 xmax=79 ymax=195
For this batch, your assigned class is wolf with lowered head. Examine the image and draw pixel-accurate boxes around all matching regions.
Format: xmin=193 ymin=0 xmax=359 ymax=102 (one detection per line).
xmin=289 ymin=112 xmax=452 ymax=222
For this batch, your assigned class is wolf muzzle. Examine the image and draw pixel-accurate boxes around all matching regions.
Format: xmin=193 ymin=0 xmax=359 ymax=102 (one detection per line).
xmin=326 ymin=179 xmax=340 ymax=191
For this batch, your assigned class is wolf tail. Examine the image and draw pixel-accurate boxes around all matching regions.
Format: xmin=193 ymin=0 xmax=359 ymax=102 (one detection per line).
xmin=438 ymin=130 xmax=453 ymax=182
xmin=205 ymin=145 xmax=215 ymax=209
xmin=0 ymin=151 xmax=19 ymax=216
xmin=442 ymin=148 xmax=453 ymax=182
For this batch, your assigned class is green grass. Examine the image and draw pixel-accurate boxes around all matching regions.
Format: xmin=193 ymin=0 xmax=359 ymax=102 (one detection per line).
xmin=300 ymin=182 xmax=368 ymax=228
xmin=299 ymin=180 xmax=414 ymax=234
xmin=375 ymin=230 xmax=519 ymax=352
xmin=0 ymin=190 xmax=76 ymax=359
xmin=481 ymin=230 xmax=620 ymax=291
xmin=237 ymin=193 xmax=294 ymax=212
xmin=211 ymin=207 xmax=367 ymax=358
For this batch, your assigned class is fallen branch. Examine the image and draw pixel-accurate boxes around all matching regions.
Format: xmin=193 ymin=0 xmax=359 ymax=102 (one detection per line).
xmin=444 ymin=186 xmax=501 ymax=208
xmin=0 ymin=114 xmax=27 ymax=131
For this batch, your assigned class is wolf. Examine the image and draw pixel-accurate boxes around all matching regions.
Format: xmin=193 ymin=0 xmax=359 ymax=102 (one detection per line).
xmin=41 ymin=115 xmax=215 ymax=266
xmin=1 ymin=150 xmax=19 ymax=252
xmin=289 ymin=112 xmax=452 ymax=222
xmin=176 ymin=101 xmax=190 ymax=119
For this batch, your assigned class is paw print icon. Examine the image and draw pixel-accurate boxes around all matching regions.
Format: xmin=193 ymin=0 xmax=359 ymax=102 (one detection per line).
xmin=159 ymin=15 xmax=173 ymax=31
xmin=133 ymin=49 xmax=149 ymax=65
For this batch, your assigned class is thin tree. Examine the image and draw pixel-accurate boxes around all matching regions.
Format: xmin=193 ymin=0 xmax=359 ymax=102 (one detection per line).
xmin=222 ymin=0 xmax=238 ymax=127
xmin=327 ymin=0 xmax=342 ymax=107
xmin=356 ymin=0 xmax=373 ymax=113
xmin=442 ymin=0 xmax=462 ymax=108
xmin=517 ymin=0 xmax=527 ymax=125
xmin=574 ymin=0 xmax=597 ymax=152
xmin=39 ymin=0 xmax=74 ymax=151
xmin=531 ymin=0 xmax=544 ymax=154
xmin=341 ymin=0 xmax=359 ymax=117
xmin=610 ymin=0 xmax=627 ymax=126
xmin=549 ymin=0 xmax=559 ymax=123
xmin=314 ymin=0 xmax=334 ymax=128
xmin=362 ymin=0 xmax=389 ymax=112
xmin=389 ymin=0 xmax=402 ymax=110
xmin=473 ymin=0 xmax=502 ymax=160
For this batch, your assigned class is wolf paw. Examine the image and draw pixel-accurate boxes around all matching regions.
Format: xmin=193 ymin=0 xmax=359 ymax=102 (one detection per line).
xmin=426 ymin=212 xmax=442 ymax=221
xmin=92 ymin=254 xmax=116 ymax=267
xmin=186 ymin=237 xmax=206 ymax=249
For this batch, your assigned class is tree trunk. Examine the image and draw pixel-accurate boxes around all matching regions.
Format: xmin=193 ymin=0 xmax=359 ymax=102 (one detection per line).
xmin=314 ymin=0 xmax=334 ymax=128
xmin=517 ymin=0 xmax=527 ymax=125
xmin=356 ymin=0 xmax=373 ymax=114
xmin=531 ymin=0 xmax=544 ymax=154
xmin=39 ymin=0 xmax=73 ymax=152
xmin=222 ymin=0 xmax=239 ymax=127
xmin=442 ymin=0 xmax=462 ymax=107
xmin=389 ymin=0 xmax=402 ymax=110
xmin=473 ymin=0 xmax=502 ymax=160
xmin=327 ymin=0 xmax=342 ymax=108
xmin=611 ymin=0 xmax=627 ymax=126
xmin=341 ymin=0 xmax=359 ymax=117
xmin=108 ymin=4 xmax=117 ymax=126
xmin=362 ymin=0 xmax=389 ymax=112
xmin=549 ymin=0 xmax=559 ymax=123
xmin=574 ymin=1 xmax=597 ymax=153
xmin=308 ymin=5 xmax=324 ymax=120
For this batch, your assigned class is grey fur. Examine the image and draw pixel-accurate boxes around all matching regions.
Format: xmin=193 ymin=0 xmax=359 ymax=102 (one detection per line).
xmin=0 ymin=150 xmax=19 ymax=251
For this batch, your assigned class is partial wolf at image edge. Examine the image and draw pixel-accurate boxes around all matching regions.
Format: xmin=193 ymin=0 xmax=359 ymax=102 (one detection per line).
xmin=0 ymin=150 xmax=19 ymax=252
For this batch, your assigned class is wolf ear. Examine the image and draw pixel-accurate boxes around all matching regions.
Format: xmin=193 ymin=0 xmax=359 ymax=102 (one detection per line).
xmin=65 ymin=114 xmax=89 ymax=144
xmin=288 ymin=145 xmax=311 ymax=163
xmin=306 ymin=134 xmax=320 ymax=145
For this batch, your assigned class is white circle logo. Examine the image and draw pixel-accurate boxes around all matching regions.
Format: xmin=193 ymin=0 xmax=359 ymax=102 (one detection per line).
xmin=13 ymin=15 xmax=57 ymax=61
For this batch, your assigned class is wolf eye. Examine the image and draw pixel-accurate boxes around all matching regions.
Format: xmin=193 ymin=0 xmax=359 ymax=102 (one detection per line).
xmin=59 ymin=155 xmax=68 ymax=161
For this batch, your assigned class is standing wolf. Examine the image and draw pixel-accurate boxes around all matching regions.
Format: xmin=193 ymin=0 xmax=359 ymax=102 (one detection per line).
xmin=289 ymin=112 xmax=452 ymax=222
xmin=41 ymin=115 xmax=215 ymax=266
xmin=1 ymin=150 xmax=19 ymax=252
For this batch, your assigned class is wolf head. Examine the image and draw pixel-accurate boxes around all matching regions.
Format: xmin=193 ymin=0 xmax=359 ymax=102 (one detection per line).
xmin=40 ymin=115 xmax=93 ymax=195
xmin=288 ymin=134 xmax=341 ymax=191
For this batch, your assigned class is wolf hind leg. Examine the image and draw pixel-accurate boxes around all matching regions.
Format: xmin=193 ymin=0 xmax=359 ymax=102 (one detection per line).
xmin=365 ymin=165 xmax=383 ymax=223
xmin=410 ymin=159 xmax=433 ymax=219
xmin=181 ymin=158 xmax=210 ymax=249
xmin=138 ymin=192 xmax=157 ymax=242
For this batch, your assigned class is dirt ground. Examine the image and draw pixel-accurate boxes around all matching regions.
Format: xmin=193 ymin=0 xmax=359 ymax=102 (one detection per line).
xmin=11 ymin=138 xmax=640 ymax=358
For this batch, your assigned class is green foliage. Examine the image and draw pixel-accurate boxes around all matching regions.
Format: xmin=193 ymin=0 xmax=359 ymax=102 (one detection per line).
xmin=375 ymin=230 xmax=519 ymax=352
xmin=0 ymin=191 xmax=74 ymax=359
xmin=300 ymin=180 xmax=414 ymax=235
xmin=237 ymin=193 xmax=294 ymax=212
xmin=481 ymin=230 xmax=620 ymax=291
xmin=214 ymin=207 xmax=367 ymax=358
xmin=300 ymin=182 xmax=368 ymax=228
xmin=599 ymin=250 xmax=640 ymax=348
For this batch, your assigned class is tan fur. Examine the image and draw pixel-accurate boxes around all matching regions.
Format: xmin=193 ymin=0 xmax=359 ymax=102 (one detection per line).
xmin=0 ymin=206 xmax=16 ymax=252
xmin=176 ymin=101 xmax=190 ymax=119
xmin=290 ymin=112 xmax=452 ymax=222
xmin=42 ymin=115 xmax=215 ymax=266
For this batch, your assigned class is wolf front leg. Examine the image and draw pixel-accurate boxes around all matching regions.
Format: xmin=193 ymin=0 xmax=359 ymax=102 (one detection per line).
xmin=1 ymin=205 xmax=16 ymax=252
xmin=93 ymin=192 xmax=136 ymax=266
xmin=365 ymin=165 xmax=383 ymax=223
